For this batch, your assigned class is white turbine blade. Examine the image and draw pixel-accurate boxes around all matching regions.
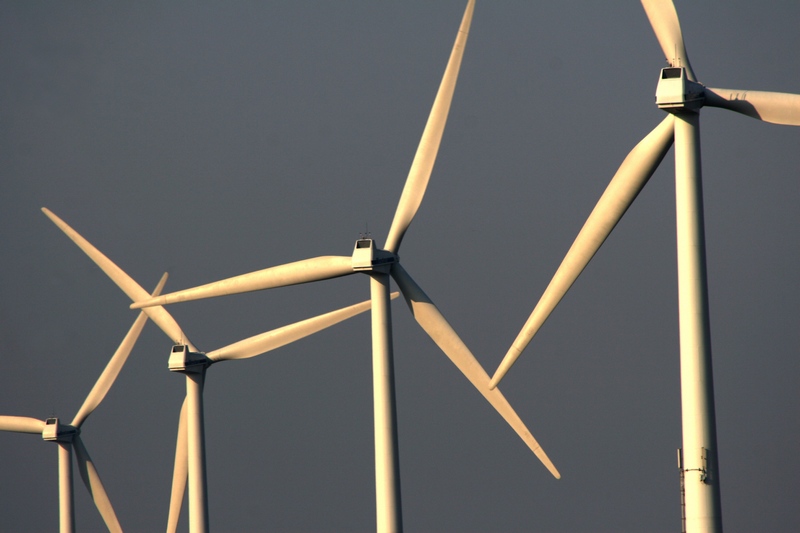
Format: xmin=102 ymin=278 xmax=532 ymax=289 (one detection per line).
xmin=73 ymin=435 xmax=123 ymax=533
xmin=0 ymin=415 xmax=46 ymax=433
xmin=390 ymin=263 xmax=560 ymax=479
xmin=71 ymin=274 xmax=168 ymax=428
xmin=42 ymin=208 xmax=196 ymax=349
xmin=704 ymin=87 xmax=800 ymax=126
xmin=491 ymin=116 xmax=675 ymax=389
xmin=208 ymin=293 xmax=397 ymax=363
xmin=70 ymin=311 xmax=148 ymax=428
xmin=383 ymin=0 xmax=475 ymax=254
xmin=641 ymin=0 xmax=696 ymax=81
xmin=167 ymin=398 xmax=188 ymax=533
xmin=132 ymin=255 xmax=354 ymax=309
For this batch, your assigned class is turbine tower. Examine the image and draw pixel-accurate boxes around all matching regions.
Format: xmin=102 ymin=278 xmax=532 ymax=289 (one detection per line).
xmin=489 ymin=1 xmax=800 ymax=532
xmin=132 ymin=1 xmax=560 ymax=531
xmin=42 ymin=208 xmax=382 ymax=532
xmin=43 ymin=207 xmax=382 ymax=533
xmin=0 ymin=275 xmax=166 ymax=533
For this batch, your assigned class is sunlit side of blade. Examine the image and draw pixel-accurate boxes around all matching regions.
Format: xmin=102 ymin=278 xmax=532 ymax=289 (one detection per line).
xmin=0 ymin=416 xmax=46 ymax=433
xmin=641 ymin=0 xmax=695 ymax=81
xmin=704 ymin=88 xmax=800 ymax=126
xmin=70 ymin=311 xmax=148 ymax=429
xmin=207 ymin=294 xmax=397 ymax=362
xmin=132 ymin=256 xmax=354 ymax=309
xmin=491 ymin=117 xmax=675 ymax=389
xmin=390 ymin=264 xmax=560 ymax=479
xmin=42 ymin=208 xmax=195 ymax=349
xmin=383 ymin=0 xmax=475 ymax=254
xmin=71 ymin=274 xmax=167 ymax=428
xmin=167 ymin=398 xmax=188 ymax=533
xmin=73 ymin=435 xmax=123 ymax=533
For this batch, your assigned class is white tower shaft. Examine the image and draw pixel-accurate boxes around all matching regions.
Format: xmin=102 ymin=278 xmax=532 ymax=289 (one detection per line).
xmin=58 ymin=441 xmax=75 ymax=533
xmin=370 ymin=272 xmax=402 ymax=533
xmin=674 ymin=112 xmax=723 ymax=533
xmin=186 ymin=370 xmax=210 ymax=533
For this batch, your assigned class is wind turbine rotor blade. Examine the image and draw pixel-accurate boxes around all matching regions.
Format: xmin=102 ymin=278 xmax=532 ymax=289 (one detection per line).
xmin=167 ymin=398 xmax=189 ymax=533
xmin=71 ymin=311 xmax=149 ymax=428
xmin=704 ymin=87 xmax=800 ymax=126
xmin=71 ymin=274 xmax=167 ymax=428
xmin=0 ymin=416 xmax=46 ymax=433
xmin=490 ymin=116 xmax=675 ymax=389
xmin=42 ymin=208 xmax=196 ymax=349
xmin=383 ymin=0 xmax=475 ymax=254
xmin=208 ymin=293 xmax=398 ymax=363
xmin=73 ymin=435 xmax=123 ymax=533
xmin=641 ymin=0 xmax=696 ymax=81
xmin=390 ymin=264 xmax=560 ymax=479
xmin=132 ymin=255 xmax=354 ymax=309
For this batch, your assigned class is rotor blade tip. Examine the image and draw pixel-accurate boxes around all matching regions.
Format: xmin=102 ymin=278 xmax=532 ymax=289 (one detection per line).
xmin=536 ymin=451 xmax=561 ymax=479
xmin=488 ymin=369 xmax=505 ymax=390
xmin=548 ymin=460 xmax=562 ymax=479
xmin=130 ymin=298 xmax=156 ymax=309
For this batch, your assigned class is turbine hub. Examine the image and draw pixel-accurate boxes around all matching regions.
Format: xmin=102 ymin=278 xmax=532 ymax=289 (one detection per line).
xmin=655 ymin=67 xmax=705 ymax=111
xmin=41 ymin=418 xmax=78 ymax=442
xmin=168 ymin=344 xmax=210 ymax=373
xmin=351 ymin=238 xmax=397 ymax=273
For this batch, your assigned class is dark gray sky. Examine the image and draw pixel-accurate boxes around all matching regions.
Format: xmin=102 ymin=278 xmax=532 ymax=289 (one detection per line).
xmin=1 ymin=2 xmax=798 ymax=532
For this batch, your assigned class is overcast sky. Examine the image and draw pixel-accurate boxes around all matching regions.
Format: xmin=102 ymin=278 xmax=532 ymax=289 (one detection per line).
xmin=1 ymin=2 xmax=798 ymax=532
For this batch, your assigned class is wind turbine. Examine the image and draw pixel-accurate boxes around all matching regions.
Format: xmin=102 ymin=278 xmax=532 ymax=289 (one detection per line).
xmin=42 ymin=207 xmax=384 ymax=533
xmin=488 ymin=1 xmax=800 ymax=532
xmin=0 ymin=274 xmax=166 ymax=533
xmin=131 ymin=2 xmax=560 ymax=531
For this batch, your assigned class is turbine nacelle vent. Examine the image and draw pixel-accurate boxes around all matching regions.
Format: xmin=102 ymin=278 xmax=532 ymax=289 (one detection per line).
xmin=655 ymin=67 xmax=705 ymax=110
xmin=41 ymin=417 xmax=77 ymax=442
xmin=168 ymin=344 xmax=210 ymax=373
xmin=351 ymin=238 xmax=396 ymax=272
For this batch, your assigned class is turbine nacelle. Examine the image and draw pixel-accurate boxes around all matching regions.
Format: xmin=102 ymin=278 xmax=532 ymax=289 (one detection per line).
xmin=168 ymin=344 xmax=211 ymax=373
xmin=41 ymin=417 xmax=78 ymax=442
xmin=351 ymin=238 xmax=397 ymax=273
xmin=656 ymin=67 xmax=705 ymax=111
